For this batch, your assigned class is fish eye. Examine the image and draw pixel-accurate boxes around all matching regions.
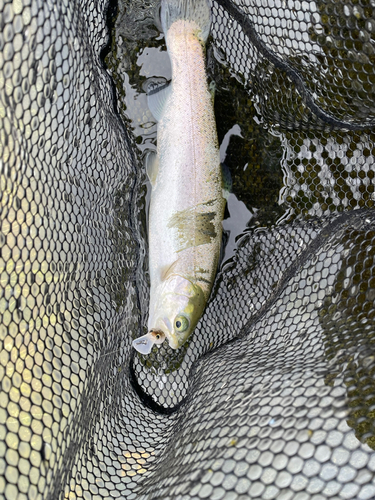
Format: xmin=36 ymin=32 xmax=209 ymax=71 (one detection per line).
xmin=174 ymin=315 xmax=189 ymax=332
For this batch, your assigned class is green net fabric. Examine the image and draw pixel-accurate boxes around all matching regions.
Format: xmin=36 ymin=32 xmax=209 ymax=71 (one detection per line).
xmin=1 ymin=0 xmax=375 ymax=498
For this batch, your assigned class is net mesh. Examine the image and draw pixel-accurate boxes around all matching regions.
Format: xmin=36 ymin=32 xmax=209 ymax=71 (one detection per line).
xmin=1 ymin=0 xmax=375 ymax=499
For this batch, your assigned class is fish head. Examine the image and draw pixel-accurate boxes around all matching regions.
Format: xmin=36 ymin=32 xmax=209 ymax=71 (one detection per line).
xmin=152 ymin=275 xmax=206 ymax=349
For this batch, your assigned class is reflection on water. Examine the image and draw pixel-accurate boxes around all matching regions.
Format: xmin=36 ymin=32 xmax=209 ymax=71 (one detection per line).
xmin=137 ymin=46 xmax=171 ymax=79
xmin=222 ymin=193 xmax=255 ymax=265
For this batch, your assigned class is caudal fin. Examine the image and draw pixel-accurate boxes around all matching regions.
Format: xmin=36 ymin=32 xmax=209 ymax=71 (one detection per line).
xmin=161 ymin=0 xmax=211 ymax=42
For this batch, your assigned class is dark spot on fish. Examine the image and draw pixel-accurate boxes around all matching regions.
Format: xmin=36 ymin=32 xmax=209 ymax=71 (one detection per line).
xmin=197 ymin=277 xmax=211 ymax=285
xmin=168 ymin=204 xmax=217 ymax=252
xmin=195 ymin=267 xmax=211 ymax=284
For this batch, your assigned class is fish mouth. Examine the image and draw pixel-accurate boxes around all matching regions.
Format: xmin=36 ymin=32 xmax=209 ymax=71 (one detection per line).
xmin=149 ymin=329 xmax=166 ymax=345
xmin=149 ymin=318 xmax=179 ymax=349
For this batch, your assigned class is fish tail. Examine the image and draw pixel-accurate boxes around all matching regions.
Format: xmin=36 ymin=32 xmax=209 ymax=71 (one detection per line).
xmin=161 ymin=0 xmax=211 ymax=42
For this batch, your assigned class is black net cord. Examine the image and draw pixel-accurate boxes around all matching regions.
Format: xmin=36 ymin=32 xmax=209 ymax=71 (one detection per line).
xmin=215 ymin=0 xmax=375 ymax=131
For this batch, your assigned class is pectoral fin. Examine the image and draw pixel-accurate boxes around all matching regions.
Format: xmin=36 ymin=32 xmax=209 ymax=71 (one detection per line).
xmin=147 ymin=83 xmax=172 ymax=121
xmin=160 ymin=259 xmax=179 ymax=281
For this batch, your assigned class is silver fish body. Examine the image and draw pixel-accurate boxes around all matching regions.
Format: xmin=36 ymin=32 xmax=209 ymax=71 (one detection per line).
xmin=136 ymin=0 xmax=225 ymax=352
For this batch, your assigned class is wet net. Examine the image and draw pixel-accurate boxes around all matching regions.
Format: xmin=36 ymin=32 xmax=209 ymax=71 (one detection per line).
xmin=1 ymin=0 xmax=375 ymax=498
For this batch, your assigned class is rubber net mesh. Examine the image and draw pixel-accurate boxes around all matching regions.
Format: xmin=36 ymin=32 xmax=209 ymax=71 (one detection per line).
xmin=1 ymin=0 xmax=375 ymax=498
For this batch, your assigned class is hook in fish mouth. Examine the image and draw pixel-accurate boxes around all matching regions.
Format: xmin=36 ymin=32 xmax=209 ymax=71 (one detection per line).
xmin=132 ymin=329 xmax=166 ymax=354
xmin=149 ymin=329 xmax=166 ymax=344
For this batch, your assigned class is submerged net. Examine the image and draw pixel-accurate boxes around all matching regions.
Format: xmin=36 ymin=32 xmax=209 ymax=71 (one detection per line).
xmin=1 ymin=0 xmax=375 ymax=498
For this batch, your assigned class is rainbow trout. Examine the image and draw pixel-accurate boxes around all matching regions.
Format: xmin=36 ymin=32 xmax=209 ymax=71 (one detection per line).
xmin=133 ymin=0 xmax=225 ymax=354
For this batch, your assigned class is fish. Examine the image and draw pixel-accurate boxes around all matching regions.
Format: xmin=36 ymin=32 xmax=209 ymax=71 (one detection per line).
xmin=133 ymin=0 xmax=225 ymax=354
